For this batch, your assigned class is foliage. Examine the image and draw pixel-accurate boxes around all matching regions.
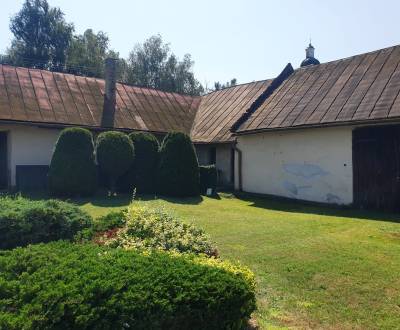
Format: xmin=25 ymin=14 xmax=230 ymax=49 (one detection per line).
xmin=0 ymin=196 xmax=92 ymax=250
xmin=94 ymin=210 xmax=126 ymax=232
xmin=124 ymin=34 xmax=204 ymax=95
xmin=66 ymin=29 xmax=118 ymax=78
xmin=96 ymin=131 xmax=134 ymax=194
xmin=48 ymin=127 xmax=97 ymax=197
xmin=7 ymin=0 xmax=74 ymax=70
xmin=0 ymin=241 xmax=256 ymax=330
xmin=158 ymin=132 xmax=200 ymax=197
xmin=199 ymin=165 xmax=218 ymax=194
xmin=213 ymin=78 xmax=237 ymax=91
xmin=98 ymin=204 xmax=217 ymax=256
xmin=118 ymin=132 xmax=159 ymax=193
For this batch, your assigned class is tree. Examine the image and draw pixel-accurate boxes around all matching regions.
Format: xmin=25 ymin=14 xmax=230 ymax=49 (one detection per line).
xmin=124 ymin=35 xmax=204 ymax=95
xmin=8 ymin=0 xmax=74 ymax=70
xmin=158 ymin=132 xmax=199 ymax=197
xmin=48 ymin=127 xmax=97 ymax=197
xmin=66 ymin=29 xmax=117 ymax=78
xmin=96 ymin=131 xmax=134 ymax=195
xmin=213 ymin=78 xmax=237 ymax=91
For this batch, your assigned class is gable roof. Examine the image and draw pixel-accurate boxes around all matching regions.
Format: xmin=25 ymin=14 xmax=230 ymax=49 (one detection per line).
xmin=235 ymin=45 xmax=400 ymax=134
xmin=190 ymin=79 xmax=273 ymax=143
xmin=0 ymin=64 xmax=199 ymax=134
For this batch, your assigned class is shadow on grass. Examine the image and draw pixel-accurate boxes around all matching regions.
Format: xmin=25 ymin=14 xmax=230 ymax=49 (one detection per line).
xmin=234 ymin=192 xmax=400 ymax=223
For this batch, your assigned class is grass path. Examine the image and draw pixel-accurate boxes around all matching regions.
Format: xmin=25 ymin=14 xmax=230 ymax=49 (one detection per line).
xmin=76 ymin=193 xmax=400 ymax=329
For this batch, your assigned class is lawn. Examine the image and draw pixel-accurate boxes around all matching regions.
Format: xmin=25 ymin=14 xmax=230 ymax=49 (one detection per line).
xmin=69 ymin=192 xmax=400 ymax=329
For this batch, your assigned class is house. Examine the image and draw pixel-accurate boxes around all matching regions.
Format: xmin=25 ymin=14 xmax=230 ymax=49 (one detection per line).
xmin=1 ymin=43 xmax=400 ymax=210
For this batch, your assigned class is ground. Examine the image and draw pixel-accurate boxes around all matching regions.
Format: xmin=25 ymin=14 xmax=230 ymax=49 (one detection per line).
xmin=37 ymin=192 xmax=400 ymax=329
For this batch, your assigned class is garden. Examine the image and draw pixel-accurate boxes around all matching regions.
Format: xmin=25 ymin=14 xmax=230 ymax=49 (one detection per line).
xmin=1 ymin=127 xmax=399 ymax=329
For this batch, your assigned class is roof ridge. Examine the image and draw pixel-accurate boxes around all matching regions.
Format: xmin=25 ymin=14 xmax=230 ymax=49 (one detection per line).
xmin=202 ymin=78 xmax=274 ymax=96
xmin=230 ymin=63 xmax=294 ymax=133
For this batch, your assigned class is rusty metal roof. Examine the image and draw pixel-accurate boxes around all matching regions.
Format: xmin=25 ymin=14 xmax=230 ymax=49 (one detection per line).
xmin=236 ymin=45 xmax=400 ymax=133
xmin=0 ymin=64 xmax=198 ymax=134
xmin=190 ymin=80 xmax=273 ymax=143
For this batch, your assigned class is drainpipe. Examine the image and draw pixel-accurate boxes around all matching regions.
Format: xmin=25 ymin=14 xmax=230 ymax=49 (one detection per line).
xmin=233 ymin=142 xmax=243 ymax=191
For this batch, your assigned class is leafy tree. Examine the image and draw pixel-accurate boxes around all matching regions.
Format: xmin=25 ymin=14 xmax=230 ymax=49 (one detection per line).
xmin=7 ymin=0 xmax=74 ymax=70
xmin=158 ymin=132 xmax=200 ymax=197
xmin=213 ymin=78 xmax=237 ymax=91
xmin=96 ymin=131 xmax=134 ymax=195
xmin=66 ymin=29 xmax=118 ymax=78
xmin=124 ymin=35 xmax=204 ymax=95
xmin=48 ymin=127 xmax=97 ymax=197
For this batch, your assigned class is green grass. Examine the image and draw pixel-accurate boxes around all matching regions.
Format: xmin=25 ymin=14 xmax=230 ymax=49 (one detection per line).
xmin=30 ymin=191 xmax=400 ymax=329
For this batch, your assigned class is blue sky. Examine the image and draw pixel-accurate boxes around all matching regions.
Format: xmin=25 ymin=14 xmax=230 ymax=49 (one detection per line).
xmin=1 ymin=0 xmax=399 ymax=87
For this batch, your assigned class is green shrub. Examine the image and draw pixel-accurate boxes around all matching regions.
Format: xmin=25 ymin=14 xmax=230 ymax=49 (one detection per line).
xmin=94 ymin=210 xmax=126 ymax=232
xmin=117 ymin=132 xmax=159 ymax=194
xmin=48 ymin=127 xmax=97 ymax=196
xmin=0 ymin=241 xmax=256 ymax=330
xmin=98 ymin=204 xmax=217 ymax=256
xmin=0 ymin=196 xmax=92 ymax=250
xmin=199 ymin=165 xmax=218 ymax=194
xmin=158 ymin=132 xmax=199 ymax=196
xmin=96 ymin=131 xmax=134 ymax=194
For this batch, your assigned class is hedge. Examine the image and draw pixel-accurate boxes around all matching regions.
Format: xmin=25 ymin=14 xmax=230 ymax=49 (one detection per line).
xmin=96 ymin=131 xmax=134 ymax=194
xmin=0 ymin=196 xmax=93 ymax=250
xmin=158 ymin=132 xmax=199 ymax=197
xmin=48 ymin=127 xmax=97 ymax=196
xmin=0 ymin=241 xmax=256 ymax=330
xmin=199 ymin=165 xmax=218 ymax=195
xmin=118 ymin=132 xmax=159 ymax=194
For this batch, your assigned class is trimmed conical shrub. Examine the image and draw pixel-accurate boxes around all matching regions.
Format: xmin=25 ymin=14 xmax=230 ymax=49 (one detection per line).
xmin=49 ymin=127 xmax=97 ymax=196
xmin=96 ymin=131 xmax=134 ymax=194
xmin=117 ymin=132 xmax=159 ymax=194
xmin=158 ymin=132 xmax=199 ymax=197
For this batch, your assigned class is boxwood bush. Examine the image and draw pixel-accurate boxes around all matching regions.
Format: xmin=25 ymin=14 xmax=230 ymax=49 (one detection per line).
xmin=158 ymin=132 xmax=200 ymax=197
xmin=0 ymin=241 xmax=256 ymax=330
xmin=98 ymin=204 xmax=217 ymax=256
xmin=96 ymin=131 xmax=134 ymax=194
xmin=0 ymin=196 xmax=93 ymax=250
xmin=199 ymin=165 xmax=218 ymax=194
xmin=48 ymin=127 xmax=97 ymax=196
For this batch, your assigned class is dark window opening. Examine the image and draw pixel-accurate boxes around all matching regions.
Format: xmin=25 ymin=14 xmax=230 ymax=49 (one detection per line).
xmin=209 ymin=147 xmax=216 ymax=165
xmin=0 ymin=132 xmax=8 ymax=189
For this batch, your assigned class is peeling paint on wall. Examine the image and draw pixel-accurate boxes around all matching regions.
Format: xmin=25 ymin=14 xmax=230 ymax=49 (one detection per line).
xmin=283 ymin=163 xmax=329 ymax=179
xmin=283 ymin=181 xmax=312 ymax=196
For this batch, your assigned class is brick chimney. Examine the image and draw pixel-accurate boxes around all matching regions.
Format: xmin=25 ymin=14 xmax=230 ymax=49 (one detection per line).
xmin=101 ymin=58 xmax=117 ymax=127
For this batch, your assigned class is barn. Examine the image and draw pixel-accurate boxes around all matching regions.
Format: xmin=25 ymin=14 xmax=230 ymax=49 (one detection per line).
xmin=1 ymin=43 xmax=400 ymax=210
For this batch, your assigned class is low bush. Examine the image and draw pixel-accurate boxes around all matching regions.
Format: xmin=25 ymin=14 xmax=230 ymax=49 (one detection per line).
xmin=158 ymin=132 xmax=200 ymax=197
xmin=199 ymin=165 xmax=218 ymax=194
xmin=98 ymin=204 xmax=217 ymax=257
xmin=0 ymin=241 xmax=256 ymax=330
xmin=0 ymin=196 xmax=93 ymax=250
xmin=48 ymin=127 xmax=97 ymax=196
xmin=94 ymin=209 xmax=126 ymax=232
xmin=96 ymin=131 xmax=134 ymax=194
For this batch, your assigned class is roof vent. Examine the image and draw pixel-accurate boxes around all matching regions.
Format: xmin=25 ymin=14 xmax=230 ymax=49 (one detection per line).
xmin=300 ymin=42 xmax=320 ymax=67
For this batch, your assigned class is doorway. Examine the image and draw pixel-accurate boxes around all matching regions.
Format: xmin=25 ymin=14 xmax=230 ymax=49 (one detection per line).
xmin=353 ymin=125 xmax=400 ymax=211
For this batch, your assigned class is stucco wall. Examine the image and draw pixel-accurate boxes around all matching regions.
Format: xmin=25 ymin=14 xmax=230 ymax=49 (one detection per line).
xmin=0 ymin=124 xmax=61 ymax=186
xmin=236 ymin=127 xmax=353 ymax=205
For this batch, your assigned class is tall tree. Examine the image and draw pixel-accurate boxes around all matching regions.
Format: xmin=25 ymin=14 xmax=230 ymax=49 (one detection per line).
xmin=8 ymin=0 xmax=74 ymax=70
xmin=66 ymin=29 xmax=117 ymax=78
xmin=213 ymin=78 xmax=237 ymax=91
xmin=125 ymin=35 xmax=204 ymax=95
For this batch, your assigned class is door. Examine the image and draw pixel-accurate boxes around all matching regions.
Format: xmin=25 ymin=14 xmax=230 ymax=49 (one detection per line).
xmin=0 ymin=132 xmax=8 ymax=189
xmin=353 ymin=125 xmax=400 ymax=211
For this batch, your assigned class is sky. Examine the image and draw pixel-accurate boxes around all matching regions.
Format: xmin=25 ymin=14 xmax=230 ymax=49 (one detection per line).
xmin=1 ymin=0 xmax=400 ymax=87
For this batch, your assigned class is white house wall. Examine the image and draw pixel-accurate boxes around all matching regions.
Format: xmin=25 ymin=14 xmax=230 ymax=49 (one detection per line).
xmin=236 ymin=127 xmax=353 ymax=205
xmin=0 ymin=124 xmax=61 ymax=186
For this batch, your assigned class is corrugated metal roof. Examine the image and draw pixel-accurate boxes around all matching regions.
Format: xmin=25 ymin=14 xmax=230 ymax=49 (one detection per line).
xmin=236 ymin=45 xmax=400 ymax=133
xmin=0 ymin=64 xmax=198 ymax=134
xmin=190 ymin=80 xmax=273 ymax=143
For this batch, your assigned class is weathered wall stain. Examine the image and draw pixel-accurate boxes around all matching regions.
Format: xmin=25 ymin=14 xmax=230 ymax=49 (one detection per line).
xmin=283 ymin=163 xmax=329 ymax=179
xmin=283 ymin=181 xmax=312 ymax=196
